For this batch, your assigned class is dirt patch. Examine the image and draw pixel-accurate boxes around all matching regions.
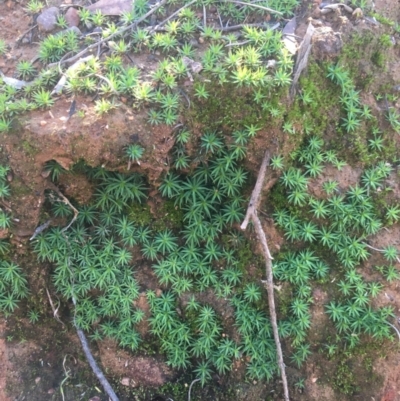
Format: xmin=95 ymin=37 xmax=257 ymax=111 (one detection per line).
xmin=97 ymin=339 xmax=173 ymax=388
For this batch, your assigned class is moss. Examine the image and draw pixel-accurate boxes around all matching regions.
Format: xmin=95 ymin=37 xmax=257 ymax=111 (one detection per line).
xmin=21 ymin=140 xmax=38 ymax=157
xmin=332 ymin=361 xmax=359 ymax=395
xmin=154 ymin=200 xmax=184 ymax=230
xmin=371 ymin=50 xmax=386 ymax=68
xmin=298 ymin=61 xmax=341 ymax=135
xmin=128 ymin=202 xmax=153 ymax=226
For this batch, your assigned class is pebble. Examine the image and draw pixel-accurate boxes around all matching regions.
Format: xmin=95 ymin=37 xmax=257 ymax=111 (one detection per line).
xmin=189 ymin=38 xmax=199 ymax=48
xmin=65 ymin=7 xmax=80 ymax=27
xmin=352 ymin=7 xmax=363 ymax=19
xmin=37 ymin=7 xmax=60 ymax=32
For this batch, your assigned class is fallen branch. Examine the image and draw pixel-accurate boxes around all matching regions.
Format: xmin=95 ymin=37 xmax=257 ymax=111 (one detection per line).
xmin=387 ymin=322 xmax=400 ymax=343
xmin=149 ymin=0 xmax=198 ymax=33
xmin=76 ymin=326 xmax=120 ymax=401
xmin=220 ymin=22 xmax=279 ymax=32
xmin=46 ymin=182 xmax=79 ymax=232
xmin=223 ymin=0 xmax=283 ymax=15
xmin=362 ymin=242 xmax=400 ymax=264
xmin=241 ymin=150 xmax=290 ymax=401
xmin=290 ymin=22 xmax=315 ymax=100
xmin=240 ymin=151 xmax=271 ymax=231
xmin=45 ymin=287 xmax=66 ymax=327
xmin=188 ymin=378 xmax=200 ymax=401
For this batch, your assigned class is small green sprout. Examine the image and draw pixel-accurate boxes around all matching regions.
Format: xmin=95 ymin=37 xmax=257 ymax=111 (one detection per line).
xmin=126 ymin=144 xmax=144 ymax=164
xmin=16 ymin=60 xmax=36 ymax=80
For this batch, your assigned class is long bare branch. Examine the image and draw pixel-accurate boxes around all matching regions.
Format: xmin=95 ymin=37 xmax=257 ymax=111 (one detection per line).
xmin=241 ymin=151 xmax=271 ymax=230
xmin=241 ymin=150 xmax=290 ymax=401
xmin=251 ymin=215 xmax=289 ymax=401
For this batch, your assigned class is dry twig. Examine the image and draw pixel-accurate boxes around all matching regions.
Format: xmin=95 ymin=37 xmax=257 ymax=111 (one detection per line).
xmin=241 ymin=150 xmax=290 ymax=401
xmin=45 ymin=287 xmax=66 ymax=327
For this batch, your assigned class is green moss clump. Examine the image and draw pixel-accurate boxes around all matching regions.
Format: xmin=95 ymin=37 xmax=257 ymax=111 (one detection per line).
xmin=332 ymin=361 xmax=358 ymax=395
xmin=128 ymin=202 xmax=153 ymax=226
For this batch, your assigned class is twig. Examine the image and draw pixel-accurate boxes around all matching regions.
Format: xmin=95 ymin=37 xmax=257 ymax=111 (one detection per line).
xmin=387 ymin=322 xmax=400 ymax=343
xmin=241 ymin=150 xmax=290 ymax=401
xmin=48 ymin=0 xmax=168 ymax=68
xmin=222 ymin=21 xmax=279 ymax=33
xmin=149 ymin=0 xmax=198 ymax=32
xmin=363 ymin=242 xmax=400 ymax=264
xmin=188 ymin=379 xmax=200 ymax=401
xmin=45 ymin=287 xmax=66 ymax=327
xmin=241 ymin=151 xmax=271 ymax=231
xmin=222 ymin=0 xmax=283 ymax=16
xmin=76 ymin=327 xmax=120 ymax=401
xmin=30 ymin=219 xmax=52 ymax=241
xmin=15 ymin=24 xmax=38 ymax=46
xmin=59 ymin=354 xmax=75 ymax=401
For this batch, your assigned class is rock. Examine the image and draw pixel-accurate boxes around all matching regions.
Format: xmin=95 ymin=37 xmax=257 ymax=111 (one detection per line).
xmin=120 ymin=377 xmax=130 ymax=386
xmin=37 ymin=7 xmax=60 ymax=32
xmin=311 ymin=26 xmax=343 ymax=60
xmin=65 ymin=7 xmax=80 ymax=27
xmin=58 ymin=26 xmax=82 ymax=37
xmin=352 ymin=7 xmax=363 ymax=19
xmin=120 ymin=377 xmax=137 ymax=387
xmin=189 ymin=38 xmax=199 ymax=48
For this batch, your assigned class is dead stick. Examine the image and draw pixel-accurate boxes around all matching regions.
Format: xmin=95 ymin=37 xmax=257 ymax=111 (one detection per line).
xmin=76 ymin=326 xmax=120 ymax=401
xmin=241 ymin=150 xmax=290 ymax=401
xmin=241 ymin=151 xmax=271 ymax=231
xmin=251 ymin=215 xmax=289 ymax=401
xmin=223 ymin=0 xmax=283 ymax=15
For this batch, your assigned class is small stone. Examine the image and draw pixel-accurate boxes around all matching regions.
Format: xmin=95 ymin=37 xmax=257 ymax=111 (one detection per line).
xmin=37 ymin=7 xmax=60 ymax=32
xmin=121 ymin=377 xmax=130 ymax=386
xmin=189 ymin=38 xmax=199 ymax=48
xmin=198 ymin=36 xmax=204 ymax=44
xmin=65 ymin=7 xmax=80 ymax=27
xmin=120 ymin=377 xmax=137 ymax=387
xmin=41 ymin=169 xmax=51 ymax=178
xmin=311 ymin=377 xmax=318 ymax=383
xmin=352 ymin=7 xmax=363 ymax=19
xmin=40 ymin=120 xmax=47 ymax=126
xmin=6 ymin=170 xmax=13 ymax=182
xmin=47 ymin=388 xmax=55 ymax=394
xmin=35 ymin=377 xmax=41 ymax=384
